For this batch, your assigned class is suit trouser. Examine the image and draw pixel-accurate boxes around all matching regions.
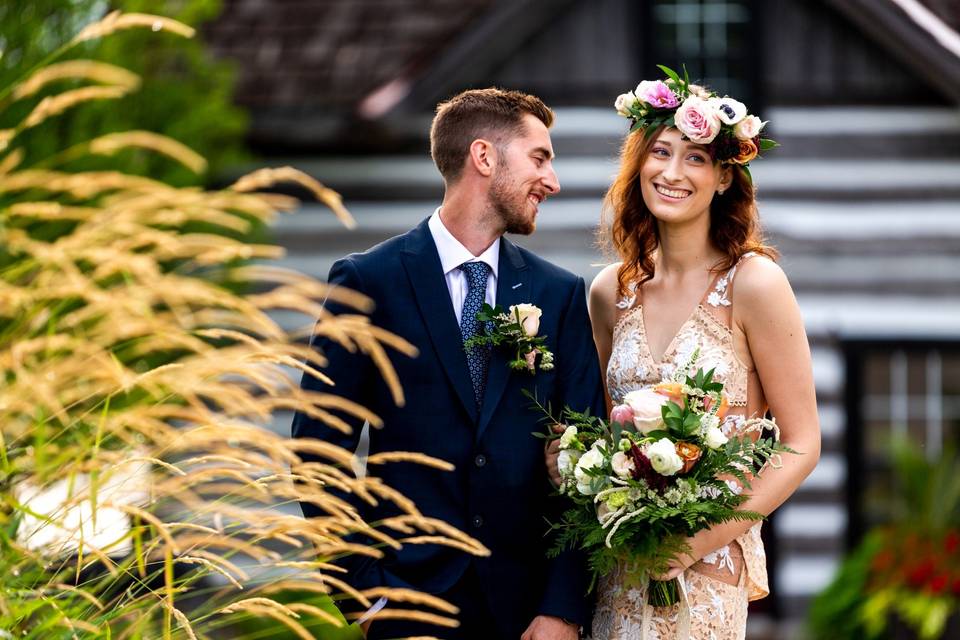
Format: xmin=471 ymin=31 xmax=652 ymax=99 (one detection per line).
xmin=366 ymin=563 xmax=505 ymax=640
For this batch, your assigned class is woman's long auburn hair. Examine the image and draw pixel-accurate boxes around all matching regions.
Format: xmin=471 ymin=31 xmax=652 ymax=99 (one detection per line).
xmin=600 ymin=125 xmax=777 ymax=298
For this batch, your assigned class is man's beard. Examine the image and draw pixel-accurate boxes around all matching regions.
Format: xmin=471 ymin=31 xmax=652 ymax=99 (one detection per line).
xmin=489 ymin=167 xmax=535 ymax=236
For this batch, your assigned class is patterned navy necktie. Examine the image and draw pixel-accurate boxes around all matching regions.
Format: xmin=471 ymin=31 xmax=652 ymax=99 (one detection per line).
xmin=458 ymin=261 xmax=491 ymax=409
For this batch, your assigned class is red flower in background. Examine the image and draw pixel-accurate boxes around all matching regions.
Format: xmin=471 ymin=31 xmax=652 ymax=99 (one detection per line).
xmin=906 ymin=558 xmax=936 ymax=589
xmin=929 ymin=573 xmax=950 ymax=595
xmin=945 ymin=530 xmax=960 ymax=555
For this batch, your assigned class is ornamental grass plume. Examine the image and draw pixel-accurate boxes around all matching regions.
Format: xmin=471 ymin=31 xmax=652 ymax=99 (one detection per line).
xmin=0 ymin=10 xmax=486 ymax=639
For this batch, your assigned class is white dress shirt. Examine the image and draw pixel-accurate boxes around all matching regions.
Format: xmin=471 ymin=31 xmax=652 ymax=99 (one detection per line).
xmin=428 ymin=208 xmax=499 ymax=325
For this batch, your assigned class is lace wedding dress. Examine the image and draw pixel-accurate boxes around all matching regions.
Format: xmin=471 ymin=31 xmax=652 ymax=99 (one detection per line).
xmin=592 ymin=255 xmax=769 ymax=640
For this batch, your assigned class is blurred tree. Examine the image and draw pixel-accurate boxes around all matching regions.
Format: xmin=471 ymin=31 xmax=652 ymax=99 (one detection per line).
xmin=0 ymin=0 xmax=247 ymax=186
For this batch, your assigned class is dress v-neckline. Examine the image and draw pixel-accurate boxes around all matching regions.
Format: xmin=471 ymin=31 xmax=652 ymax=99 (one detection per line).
xmin=637 ymin=274 xmax=720 ymax=365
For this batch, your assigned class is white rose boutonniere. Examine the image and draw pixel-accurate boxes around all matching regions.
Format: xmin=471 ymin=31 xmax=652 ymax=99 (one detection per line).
xmin=509 ymin=303 xmax=541 ymax=337
xmin=464 ymin=302 xmax=554 ymax=374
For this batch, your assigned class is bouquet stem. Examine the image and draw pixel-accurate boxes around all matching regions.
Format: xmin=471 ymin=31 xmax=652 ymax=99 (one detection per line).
xmin=647 ymin=577 xmax=681 ymax=607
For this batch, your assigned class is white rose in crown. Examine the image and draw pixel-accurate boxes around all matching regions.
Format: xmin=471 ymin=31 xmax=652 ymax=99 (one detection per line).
xmin=647 ymin=438 xmax=684 ymax=476
xmin=623 ymin=388 xmax=668 ymax=434
xmin=574 ymin=443 xmax=606 ymax=495
xmin=509 ymin=303 xmax=542 ymax=337
xmin=614 ymin=92 xmax=638 ymax=116
xmin=734 ymin=114 xmax=765 ymax=140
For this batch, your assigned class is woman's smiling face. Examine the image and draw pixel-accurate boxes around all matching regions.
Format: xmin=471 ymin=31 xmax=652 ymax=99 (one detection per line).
xmin=639 ymin=127 xmax=731 ymax=226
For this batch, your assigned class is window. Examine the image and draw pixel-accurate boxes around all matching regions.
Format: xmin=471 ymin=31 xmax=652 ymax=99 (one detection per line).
xmin=646 ymin=0 xmax=757 ymax=107
xmin=843 ymin=340 xmax=960 ymax=545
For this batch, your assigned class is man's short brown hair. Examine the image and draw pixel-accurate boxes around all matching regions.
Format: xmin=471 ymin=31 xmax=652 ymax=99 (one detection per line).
xmin=429 ymin=88 xmax=554 ymax=184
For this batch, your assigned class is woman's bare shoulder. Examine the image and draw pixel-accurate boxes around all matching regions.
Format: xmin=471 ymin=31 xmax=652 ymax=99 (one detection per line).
xmin=590 ymin=262 xmax=623 ymax=307
xmin=733 ymin=255 xmax=795 ymax=314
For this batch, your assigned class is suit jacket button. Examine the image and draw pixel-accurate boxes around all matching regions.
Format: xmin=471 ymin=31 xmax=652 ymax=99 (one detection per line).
xmin=471 ymin=515 xmax=484 ymax=528
xmin=474 ymin=454 xmax=487 ymax=467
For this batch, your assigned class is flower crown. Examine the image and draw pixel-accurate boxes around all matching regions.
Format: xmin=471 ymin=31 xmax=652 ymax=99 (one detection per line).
xmin=615 ymin=65 xmax=776 ymax=168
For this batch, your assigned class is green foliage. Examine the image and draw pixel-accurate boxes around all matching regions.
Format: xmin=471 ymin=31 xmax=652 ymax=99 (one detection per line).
xmin=0 ymin=0 xmax=247 ymax=186
xmin=808 ymin=443 xmax=960 ymax=640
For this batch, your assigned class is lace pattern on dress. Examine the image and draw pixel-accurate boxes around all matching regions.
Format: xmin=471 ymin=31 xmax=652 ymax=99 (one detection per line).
xmin=595 ymin=254 xmax=768 ymax=639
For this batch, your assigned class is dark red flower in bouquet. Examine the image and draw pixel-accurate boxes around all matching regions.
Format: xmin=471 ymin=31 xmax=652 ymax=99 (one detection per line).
xmin=629 ymin=442 xmax=670 ymax=493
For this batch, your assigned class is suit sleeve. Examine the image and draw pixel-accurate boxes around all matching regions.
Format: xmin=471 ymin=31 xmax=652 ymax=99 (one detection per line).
xmin=537 ymin=275 xmax=605 ymax=626
xmin=291 ymin=257 xmax=374 ymax=520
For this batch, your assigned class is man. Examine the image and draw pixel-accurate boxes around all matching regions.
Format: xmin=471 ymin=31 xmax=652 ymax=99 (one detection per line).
xmin=293 ymin=88 xmax=604 ymax=639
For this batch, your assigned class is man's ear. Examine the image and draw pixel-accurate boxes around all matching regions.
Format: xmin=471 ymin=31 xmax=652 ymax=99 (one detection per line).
xmin=468 ymin=139 xmax=496 ymax=178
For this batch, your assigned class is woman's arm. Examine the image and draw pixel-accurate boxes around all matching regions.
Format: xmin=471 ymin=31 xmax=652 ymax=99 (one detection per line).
xmin=588 ymin=263 xmax=621 ymax=416
xmin=545 ymin=263 xmax=620 ymax=486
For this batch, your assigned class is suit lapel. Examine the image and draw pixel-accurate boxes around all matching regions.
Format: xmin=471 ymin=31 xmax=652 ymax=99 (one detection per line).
xmin=476 ymin=237 xmax=529 ymax=439
xmin=400 ymin=219 xmax=479 ymax=422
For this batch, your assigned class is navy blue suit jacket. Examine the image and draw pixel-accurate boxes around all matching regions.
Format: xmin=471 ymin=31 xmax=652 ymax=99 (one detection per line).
xmin=292 ymin=218 xmax=605 ymax=634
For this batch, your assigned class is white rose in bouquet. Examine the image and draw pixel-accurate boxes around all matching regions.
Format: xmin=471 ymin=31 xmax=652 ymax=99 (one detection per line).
xmin=509 ymin=303 xmax=542 ymax=337
xmin=558 ymin=448 xmax=582 ymax=479
xmin=611 ymin=451 xmax=636 ymax=479
xmin=704 ymin=425 xmax=729 ymax=449
xmin=647 ymin=438 xmax=684 ymax=476
xmin=559 ymin=424 xmax=580 ymax=450
xmin=574 ymin=444 xmax=606 ymax=495
xmin=623 ymin=388 xmax=668 ymax=434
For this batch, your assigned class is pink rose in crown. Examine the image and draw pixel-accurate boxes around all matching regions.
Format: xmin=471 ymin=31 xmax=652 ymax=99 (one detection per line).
xmin=675 ymin=96 xmax=721 ymax=145
xmin=635 ymin=80 xmax=678 ymax=109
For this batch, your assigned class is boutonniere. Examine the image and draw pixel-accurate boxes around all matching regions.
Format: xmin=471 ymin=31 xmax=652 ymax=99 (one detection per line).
xmin=464 ymin=303 xmax=554 ymax=374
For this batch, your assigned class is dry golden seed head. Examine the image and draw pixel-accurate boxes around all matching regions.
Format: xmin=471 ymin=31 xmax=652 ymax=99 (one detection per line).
xmin=359 ymin=587 xmax=459 ymax=614
xmin=0 ymin=148 xmax=24 ymax=174
xmin=229 ymin=166 xmax=356 ymax=229
xmin=23 ymin=85 xmax=132 ymax=130
xmin=13 ymin=60 xmax=141 ymax=101
xmin=284 ymin=603 xmax=345 ymax=627
xmin=366 ymin=452 xmax=455 ymax=471
xmin=176 ymin=556 xmax=244 ymax=589
xmin=88 ymin=131 xmax=206 ymax=174
xmin=167 ymin=605 xmax=199 ymax=640
xmin=350 ymin=608 xmax=459 ymax=628
xmin=72 ymin=11 xmax=195 ymax=44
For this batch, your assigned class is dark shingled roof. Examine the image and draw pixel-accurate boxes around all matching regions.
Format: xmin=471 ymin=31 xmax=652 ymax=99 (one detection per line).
xmin=204 ymin=0 xmax=492 ymax=112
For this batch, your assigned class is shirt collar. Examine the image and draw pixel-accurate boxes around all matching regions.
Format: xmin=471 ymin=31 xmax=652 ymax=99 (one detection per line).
xmin=428 ymin=207 xmax=500 ymax=278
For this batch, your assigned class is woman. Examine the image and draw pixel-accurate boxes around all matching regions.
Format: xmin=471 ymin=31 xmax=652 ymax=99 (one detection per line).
xmin=550 ymin=72 xmax=821 ymax=638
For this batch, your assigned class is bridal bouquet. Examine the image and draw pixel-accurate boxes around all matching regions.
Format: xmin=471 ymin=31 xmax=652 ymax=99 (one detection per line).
xmin=546 ymin=349 xmax=791 ymax=606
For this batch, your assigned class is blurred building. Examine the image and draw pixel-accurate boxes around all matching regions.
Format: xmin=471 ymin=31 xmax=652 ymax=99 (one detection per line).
xmin=206 ymin=0 xmax=960 ymax=636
